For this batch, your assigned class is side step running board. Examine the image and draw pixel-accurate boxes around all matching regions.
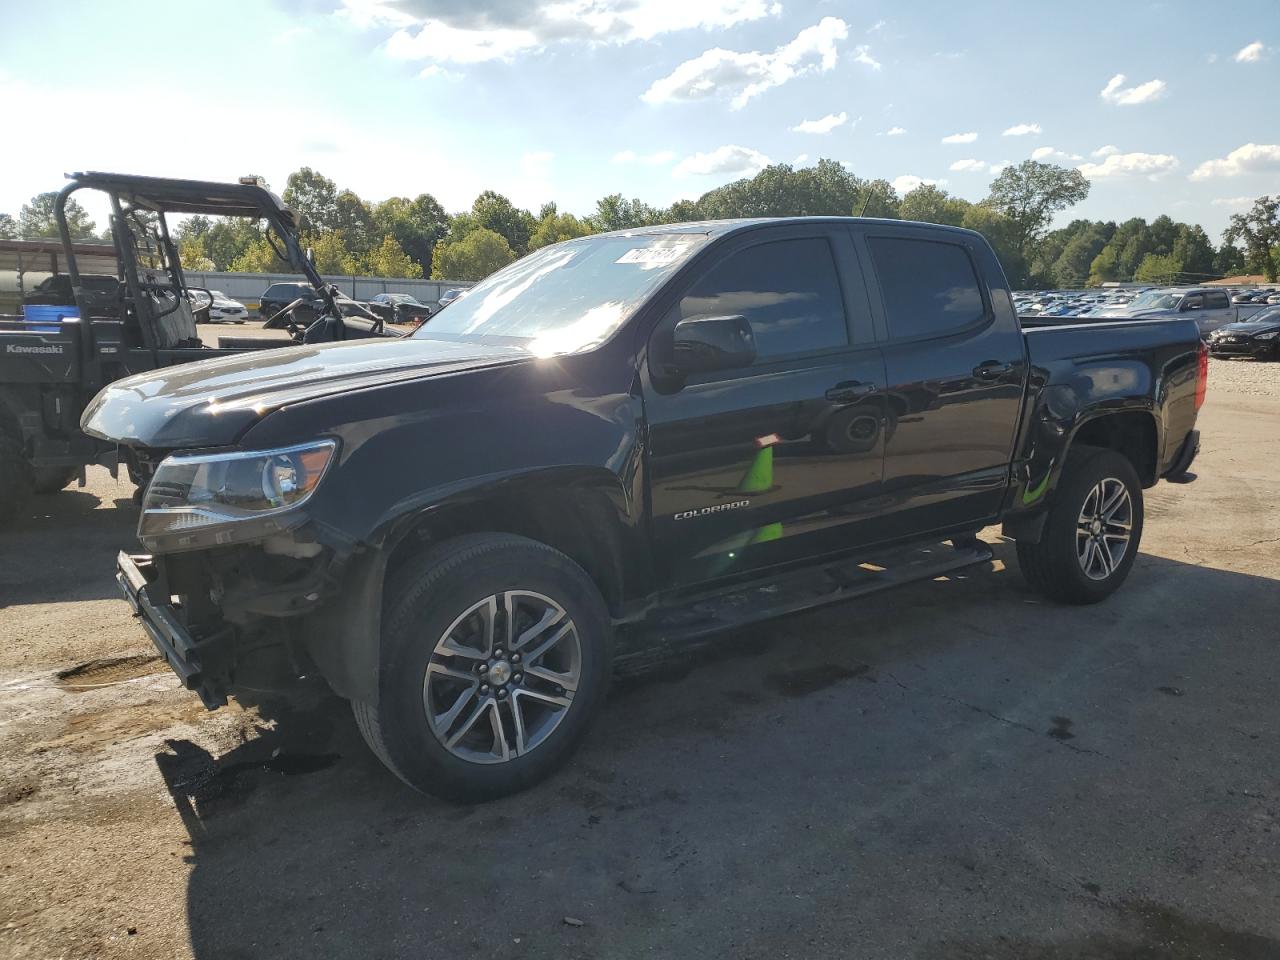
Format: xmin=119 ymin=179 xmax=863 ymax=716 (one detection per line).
xmin=618 ymin=539 xmax=993 ymax=665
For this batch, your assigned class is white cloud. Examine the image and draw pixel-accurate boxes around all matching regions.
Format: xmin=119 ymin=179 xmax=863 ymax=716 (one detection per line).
xmin=1031 ymin=146 xmax=1083 ymax=162
xmin=419 ymin=63 xmax=461 ymax=80
xmin=365 ymin=0 xmax=783 ymax=65
xmin=853 ymin=45 xmax=881 ymax=70
xmin=989 ymin=161 xmax=1012 ymax=173
xmin=949 ymin=158 xmax=987 ymax=172
xmin=1234 ymin=41 xmax=1266 ymax=63
xmin=674 ymin=144 xmax=771 ymax=177
xmin=892 ymin=175 xmax=942 ymax=193
xmin=1003 ymin=122 xmax=1041 ymax=136
xmin=884 ymin=126 xmax=906 ymax=136
xmin=273 ymin=26 xmax=311 ymax=46
xmin=1211 ymin=196 xmax=1254 ymax=208
xmin=794 ymin=153 xmax=809 ymax=165
xmin=792 ymin=111 xmax=849 ymax=134
xmin=1077 ymin=151 xmax=1179 ymax=179
xmin=642 ymin=17 xmax=848 ymax=109
xmin=612 ymin=149 xmax=676 ymax=165
xmin=1092 ymin=144 xmax=1120 ymax=157
xmin=941 ymin=131 xmax=977 ymax=144
xmin=1190 ymin=142 xmax=1280 ymax=180
xmin=1100 ymin=73 xmax=1167 ymax=105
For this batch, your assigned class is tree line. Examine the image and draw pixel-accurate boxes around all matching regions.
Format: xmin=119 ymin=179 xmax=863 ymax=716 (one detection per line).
xmin=4 ymin=162 xmax=1277 ymax=286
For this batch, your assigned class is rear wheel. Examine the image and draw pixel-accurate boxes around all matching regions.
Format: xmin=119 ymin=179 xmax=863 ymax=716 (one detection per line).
xmin=0 ymin=419 xmax=34 ymax=525
xmin=1016 ymin=447 xmax=1144 ymax=604
xmin=353 ymin=534 xmax=612 ymax=802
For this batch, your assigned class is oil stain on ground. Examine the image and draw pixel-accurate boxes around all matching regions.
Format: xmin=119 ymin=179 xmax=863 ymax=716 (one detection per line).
xmin=766 ymin=662 xmax=871 ymax=697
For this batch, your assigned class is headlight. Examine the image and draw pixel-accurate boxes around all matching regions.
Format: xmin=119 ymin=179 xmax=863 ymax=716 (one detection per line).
xmin=138 ymin=440 xmax=336 ymax=552
xmin=1255 ymin=330 xmax=1278 ymax=340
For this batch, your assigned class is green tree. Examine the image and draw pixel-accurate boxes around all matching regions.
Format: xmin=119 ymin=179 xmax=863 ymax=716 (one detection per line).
xmin=851 ymin=179 xmax=901 ymax=218
xmin=1088 ymin=243 xmax=1122 ymax=285
xmin=899 ymin=184 xmax=970 ymax=227
xmin=202 ymin=219 xmax=258 ymax=271
xmin=178 ymin=235 xmax=215 ymax=271
xmin=431 ymin=227 xmax=516 ymax=280
xmin=365 ymin=235 xmax=423 ymax=278
xmin=18 ymin=192 xmax=97 ymax=239
xmin=529 ymin=204 xmax=594 ymax=250
xmin=985 ymin=161 xmax=1090 ymax=262
xmin=1171 ymin=224 xmax=1215 ymax=280
xmin=0 ymin=213 xmax=16 ymax=239
xmin=1133 ymin=252 xmax=1181 ymax=284
xmin=333 ymin=189 xmax=378 ymax=256
xmin=470 ymin=191 xmax=534 ymax=254
xmin=306 ymin=230 xmax=357 ymax=274
xmin=230 ymin=237 xmax=289 ymax=273
xmin=283 ymin=167 xmax=339 ymax=232
xmin=961 ymin=205 xmax=1026 ymax=285
xmin=374 ymin=194 xmax=449 ymax=274
xmin=589 ymin=194 xmax=664 ymax=231
xmin=1213 ymin=241 xmax=1245 ymax=278
xmin=1223 ymin=195 xmax=1280 ymax=281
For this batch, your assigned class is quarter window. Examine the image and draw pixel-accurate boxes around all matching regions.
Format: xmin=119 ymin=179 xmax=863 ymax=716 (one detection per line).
xmin=868 ymin=237 xmax=985 ymax=340
xmin=671 ymin=237 xmax=848 ymax=361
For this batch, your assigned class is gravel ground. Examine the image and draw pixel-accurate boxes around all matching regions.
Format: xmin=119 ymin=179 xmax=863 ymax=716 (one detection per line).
xmin=0 ymin=358 xmax=1277 ymax=959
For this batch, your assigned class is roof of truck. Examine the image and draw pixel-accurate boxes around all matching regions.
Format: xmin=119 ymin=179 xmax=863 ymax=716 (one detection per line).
xmin=582 ymin=216 xmax=982 ymax=242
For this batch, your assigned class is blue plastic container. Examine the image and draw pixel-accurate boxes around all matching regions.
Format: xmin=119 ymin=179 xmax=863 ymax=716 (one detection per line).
xmin=21 ymin=304 xmax=78 ymax=334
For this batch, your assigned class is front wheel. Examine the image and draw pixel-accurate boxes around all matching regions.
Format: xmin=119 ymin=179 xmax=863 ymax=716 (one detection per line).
xmin=1016 ymin=447 xmax=1144 ymax=604
xmin=353 ymin=534 xmax=612 ymax=802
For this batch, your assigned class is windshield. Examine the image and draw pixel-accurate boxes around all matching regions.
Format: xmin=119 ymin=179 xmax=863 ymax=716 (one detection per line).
xmin=1245 ymin=305 xmax=1280 ymax=322
xmin=416 ymin=232 xmax=709 ymax=356
xmin=1128 ymin=291 xmax=1182 ymax=311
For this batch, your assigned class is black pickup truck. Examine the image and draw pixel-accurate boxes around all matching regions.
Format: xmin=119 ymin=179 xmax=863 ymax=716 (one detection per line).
xmin=85 ymin=218 xmax=1205 ymax=801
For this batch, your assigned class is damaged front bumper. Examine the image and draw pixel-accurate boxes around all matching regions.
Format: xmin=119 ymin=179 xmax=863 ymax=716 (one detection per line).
xmin=117 ymin=551 xmax=229 ymax=709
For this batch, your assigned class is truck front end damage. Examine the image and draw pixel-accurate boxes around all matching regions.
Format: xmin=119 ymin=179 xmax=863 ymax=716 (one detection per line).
xmin=112 ymin=436 xmax=383 ymax=708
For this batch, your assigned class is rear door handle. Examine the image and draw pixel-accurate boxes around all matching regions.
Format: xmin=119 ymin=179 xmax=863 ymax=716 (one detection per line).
xmin=824 ymin=381 xmax=877 ymax=403
xmin=972 ymin=360 xmax=1015 ymax=381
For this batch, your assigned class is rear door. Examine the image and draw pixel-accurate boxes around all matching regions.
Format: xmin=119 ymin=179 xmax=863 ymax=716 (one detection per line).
xmin=857 ymin=226 xmax=1026 ymax=535
xmin=1197 ymin=289 xmax=1233 ymax=334
xmin=643 ymin=226 xmax=888 ymax=587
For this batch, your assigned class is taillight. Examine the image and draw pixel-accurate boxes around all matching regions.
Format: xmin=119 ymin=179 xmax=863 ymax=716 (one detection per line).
xmin=1195 ymin=340 xmax=1208 ymax=410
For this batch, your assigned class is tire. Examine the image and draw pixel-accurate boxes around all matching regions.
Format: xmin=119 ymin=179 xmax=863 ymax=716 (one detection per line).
xmin=33 ymin=465 xmax=77 ymax=495
xmin=0 ymin=419 xmax=34 ymax=526
xmin=352 ymin=533 xmax=613 ymax=802
xmin=1016 ymin=446 xmax=1144 ymax=605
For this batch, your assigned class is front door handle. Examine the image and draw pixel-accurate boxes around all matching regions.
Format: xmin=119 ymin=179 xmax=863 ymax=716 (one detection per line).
xmin=972 ymin=360 xmax=1015 ymax=381
xmin=825 ymin=381 xmax=877 ymax=403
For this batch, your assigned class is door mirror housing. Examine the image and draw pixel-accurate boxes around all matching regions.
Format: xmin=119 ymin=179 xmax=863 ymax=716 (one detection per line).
xmin=672 ymin=314 xmax=757 ymax=375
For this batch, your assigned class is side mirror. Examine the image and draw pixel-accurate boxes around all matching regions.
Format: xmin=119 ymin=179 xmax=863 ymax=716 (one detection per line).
xmin=672 ymin=314 xmax=757 ymax=375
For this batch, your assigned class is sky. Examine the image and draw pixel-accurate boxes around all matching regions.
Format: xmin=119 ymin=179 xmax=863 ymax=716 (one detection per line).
xmin=1 ymin=0 xmax=1277 ymax=239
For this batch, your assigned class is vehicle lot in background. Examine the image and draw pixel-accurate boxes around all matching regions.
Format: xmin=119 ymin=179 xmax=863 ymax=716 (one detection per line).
xmin=366 ymin=292 xmax=433 ymax=324
xmin=205 ymin=291 xmax=248 ymax=323
xmin=1 ymin=359 xmax=1276 ymax=958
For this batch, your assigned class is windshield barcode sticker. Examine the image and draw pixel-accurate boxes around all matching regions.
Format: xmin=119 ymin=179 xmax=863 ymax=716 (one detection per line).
xmin=616 ymin=244 xmax=689 ymax=265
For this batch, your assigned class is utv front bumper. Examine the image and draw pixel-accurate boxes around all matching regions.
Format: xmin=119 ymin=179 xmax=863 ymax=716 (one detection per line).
xmin=117 ymin=552 xmax=228 ymax=709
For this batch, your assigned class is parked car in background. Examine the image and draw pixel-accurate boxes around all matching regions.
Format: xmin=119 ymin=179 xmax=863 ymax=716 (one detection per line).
xmin=1207 ymin=305 xmax=1280 ymax=360
xmin=1095 ymin=287 xmax=1257 ymax=335
xmin=259 ymin=281 xmax=371 ymax=322
xmin=23 ymin=273 xmax=120 ymax=316
xmin=368 ymin=293 xmax=433 ymax=325
xmin=206 ymin=290 xmax=248 ymax=323
xmin=437 ymin=288 xmax=465 ymax=310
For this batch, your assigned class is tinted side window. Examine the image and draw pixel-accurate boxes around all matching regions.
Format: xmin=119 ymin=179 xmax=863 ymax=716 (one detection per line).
xmin=674 ymin=238 xmax=848 ymax=360
xmin=868 ymin=237 xmax=985 ymax=340
xmin=1205 ymin=291 xmax=1228 ymax=309
xmin=1182 ymin=294 xmax=1203 ymax=310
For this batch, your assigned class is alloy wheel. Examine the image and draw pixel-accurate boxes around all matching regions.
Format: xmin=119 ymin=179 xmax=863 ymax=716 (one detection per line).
xmin=1076 ymin=477 xmax=1133 ymax=581
xmin=422 ymin=591 xmax=581 ymax=764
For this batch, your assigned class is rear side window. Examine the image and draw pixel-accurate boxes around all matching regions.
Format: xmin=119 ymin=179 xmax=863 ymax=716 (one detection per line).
xmin=1204 ymin=291 xmax=1228 ymax=309
xmin=673 ymin=237 xmax=848 ymax=361
xmin=868 ymin=237 xmax=985 ymax=340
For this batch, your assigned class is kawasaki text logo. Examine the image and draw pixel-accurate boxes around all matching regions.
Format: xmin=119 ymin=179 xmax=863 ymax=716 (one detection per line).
xmin=673 ymin=500 xmax=750 ymax=520
xmin=5 ymin=344 xmax=65 ymax=355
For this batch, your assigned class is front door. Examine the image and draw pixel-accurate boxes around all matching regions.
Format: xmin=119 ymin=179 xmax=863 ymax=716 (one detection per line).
xmin=643 ymin=228 xmax=888 ymax=588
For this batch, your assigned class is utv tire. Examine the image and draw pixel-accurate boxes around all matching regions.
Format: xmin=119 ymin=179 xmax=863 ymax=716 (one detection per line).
xmin=0 ymin=420 xmax=34 ymax=525
xmin=33 ymin=465 xmax=77 ymax=494
xmin=1016 ymin=446 xmax=1144 ymax=605
xmin=353 ymin=533 xmax=612 ymax=802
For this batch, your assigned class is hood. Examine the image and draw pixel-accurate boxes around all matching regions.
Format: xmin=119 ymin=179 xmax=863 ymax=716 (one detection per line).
xmin=1215 ymin=318 xmax=1280 ymax=336
xmin=82 ymin=335 xmax=529 ymax=449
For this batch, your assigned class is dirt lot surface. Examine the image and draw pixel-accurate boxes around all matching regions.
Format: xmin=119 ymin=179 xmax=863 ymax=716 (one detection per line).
xmin=2 ymin=358 xmax=1277 ymax=959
